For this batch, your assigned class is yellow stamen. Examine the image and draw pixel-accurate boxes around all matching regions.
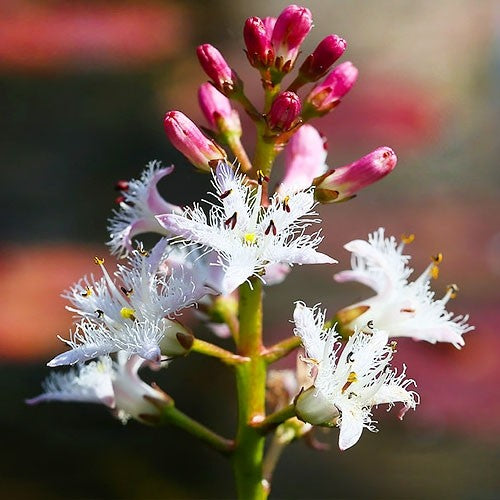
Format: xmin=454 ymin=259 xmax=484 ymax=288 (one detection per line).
xmin=94 ymin=256 xmax=105 ymax=266
xmin=120 ymin=307 xmax=136 ymax=321
xmin=390 ymin=341 xmax=398 ymax=352
xmin=81 ymin=286 xmax=92 ymax=298
xmin=432 ymin=252 xmax=443 ymax=264
xmin=431 ymin=265 xmax=440 ymax=280
xmin=447 ymin=283 xmax=459 ymax=299
xmin=401 ymin=233 xmax=415 ymax=245
xmin=341 ymin=371 xmax=358 ymax=394
xmin=244 ymin=232 xmax=257 ymax=245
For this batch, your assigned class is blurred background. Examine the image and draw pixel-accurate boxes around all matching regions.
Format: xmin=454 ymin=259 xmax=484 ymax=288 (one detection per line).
xmin=1 ymin=0 xmax=499 ymax=498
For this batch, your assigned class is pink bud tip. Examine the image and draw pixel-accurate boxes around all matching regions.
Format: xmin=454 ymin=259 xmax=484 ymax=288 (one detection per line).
xmin=300 ymin=35 xmax=347 ymax=81
xmin=163 ymin=110 xmax=226 ymax=171
xmin=314 ymin=146 xmax=397 ymax=203
xmin=198 ymin=83 xmax=241 ymax=134
xmin=272 ymin=5 xmax=313 ymax=71
xmin=196 ymin=44 xmax=235 ymax=93
xmin=244 ymin=17 xmax=274 ymax=68
xmin=267 ymin=91 xmax=302 ymax=131
xmin=306 ymin=61 xmax=358 ymax=114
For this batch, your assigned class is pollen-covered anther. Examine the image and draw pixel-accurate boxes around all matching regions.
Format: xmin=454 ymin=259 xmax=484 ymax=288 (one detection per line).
xmin=220 ymin=189 xmax=232 ymax=199
xmin=224 ymin=211 xmax=237 ymax=230
xmin=341 ymin=371 xmax=358 ymax=394
xmin=120 ymin=307 xmax=136 ymax=321
xmin=244 ymin=232 xmax=257 ymax=245
xmin=256 ymin=170 xmax=270 ymax=185
xmin=401 ymin=233 xmax=415 ymax=245
xmin=81 ymin=286 xmax=93 ymax=298
xmin=400 ymin=307 xmax=416 ymax=314
xmin=432 ymin=252 xmax=443 ymax=265
xmin=120 ymin=286 xmax=133 ymax=297
xmin=446 ymin=283 xmax=459 ymax=299
xmin=94 ymin=257 xmax=105 ymax=266
xmin=264 ymin=220 xmax=277 ymax=236
xmin=390 ymin=341 xmax=398 ymax=352
xmin=282 ymin=195 xmax=291 ymax=213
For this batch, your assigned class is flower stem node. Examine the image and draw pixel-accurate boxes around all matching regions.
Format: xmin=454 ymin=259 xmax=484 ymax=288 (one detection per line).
xmin=295 ymin=387 xmax=340 ymax=426
xmin=164 ymin=111 xmax=227 ymax=172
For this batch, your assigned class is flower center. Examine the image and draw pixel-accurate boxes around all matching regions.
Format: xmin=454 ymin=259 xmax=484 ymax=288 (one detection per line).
xmin=244 ymin=232 xmax=257 ymax=245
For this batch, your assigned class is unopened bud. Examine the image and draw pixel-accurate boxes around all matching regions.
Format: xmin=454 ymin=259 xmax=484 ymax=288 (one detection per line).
xmin=198 ymin=83 xmax=242 ymax=135
xmin=164 ymin=110 xmax=226 ymax=171
xmin=196 ymin=44 xmax=239 ymax=94
xmin=159 ymin=319 xmax=194 ymax=357
xmin=244 ymin=17 xmax=274 ymax=68
xmin=299 ymin=35 xmax=347 ymax=81
xmin=295 ymin=387 xmax=339 ymax=426
xmin=263 ymin=16 xmax=276 ymax=36
xmin=267 ymin=91 xmax=301 ymax=131
xmin=314 ymin=147 xmax=397 ymax=203
xmin=304 ymin=61 xmax=358 ymax=115
xmin=280 ymin=124 xmax=327 ymax=193
xmin=272 ymin=5 xmax=313 ymax=72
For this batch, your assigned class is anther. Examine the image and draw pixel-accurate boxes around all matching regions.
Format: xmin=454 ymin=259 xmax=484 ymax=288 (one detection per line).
xmin=95 ymin=309 xmax=104 ymax=318
xmin=120 ymin=286 xmax=133 ymax=297
xmin=81 ymin=286 xmax=92 ymax=298
xmin=432 ymin=253 xmax=443 ymax=264
xmin=220 ymin=189 xmax=232 ymax=199
xmin=401 ymin=233 xmax=415 ymax=245
xmin=400 ymin=308 xmax=415 ymax=314
xmin=94 ymin=257 xmax=105 ymax=266
xmin=264 ymin=220 xmax=277 ymax=236
xmin=224 ymin=211 xmax=238 ymax=230
xmin=390 ymin=341 xmax=398 ymax=352
xmin=431 ymin=265 xmax=440 ymax=280
xmin=115 ymin=180 xmax=129 ymax=192
xmin=115 ymin=195 xmax=125 ymax=204
xmin=341 ymin=371 xmax=358 ymax=394
xmin=282 ymin=195 xmax=291 ymax=213
xmin=367 ymin=320 xmax=374 ymax=329
xmin=346 ymin=351 xmax=355 ymax=363
xmin=446 ymin=283 xmax=459 ymax=299
xmin=120 ymin=307 xmax=136 ymax=321
xmin=257 ymin=170 xmax=270 ymax=185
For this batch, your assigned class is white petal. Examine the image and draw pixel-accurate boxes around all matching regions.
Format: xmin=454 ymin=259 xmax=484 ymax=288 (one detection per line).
xmin=338 ymin=404 xmax=365 ymax=450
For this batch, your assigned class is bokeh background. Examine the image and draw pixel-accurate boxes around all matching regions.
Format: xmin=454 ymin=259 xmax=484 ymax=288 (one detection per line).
xmin=1 ymin=0 xmax=499 ymax=498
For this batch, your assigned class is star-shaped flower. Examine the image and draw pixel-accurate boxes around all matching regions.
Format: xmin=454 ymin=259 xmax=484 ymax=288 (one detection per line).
xmin=293 ymin=302 xmax=418 ymax=450
xmin=334 ymin=228 xmax=474 ymax=348
xmin=157 ymin=162 xmax=335 ymax=294
xmin=48 ymin=239 xmax=209 ymax=367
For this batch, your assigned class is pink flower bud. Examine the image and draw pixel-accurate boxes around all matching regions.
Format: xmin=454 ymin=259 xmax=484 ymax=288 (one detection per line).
xmin=196 ymin=44 xmax=238 ymax=93
xmin=313 ymin=147 xmax=397 ymax=203
xmin=299 ymin=35 xmax=347 ymax=81
xmin=198 ymin=83 xmax=241 ymax=134
xmin=244 ymin=17 xmax=274 ymax=68
xmin=267 ymin=91 xmax=301 ymax=131
xmin=280 ymin=124 xmax=327 ymax=193
xmin=164 ymin=110 xmax=226 ymax=171
xmin=271 ymin=5 xmax=313 ymax=72
xmin=305 ymin=61 xmax=358 ymax=114
xmin=263 ymin=17 xmax=276 ymax=36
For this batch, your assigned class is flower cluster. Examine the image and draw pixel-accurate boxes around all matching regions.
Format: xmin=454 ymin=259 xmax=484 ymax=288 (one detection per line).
xmin=29 ymin=4 xmax=473 ymax=497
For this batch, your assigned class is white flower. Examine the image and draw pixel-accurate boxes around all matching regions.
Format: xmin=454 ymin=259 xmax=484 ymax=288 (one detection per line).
xmin=107 ymin=161 xmax=180 ymax=256
xmin=334 ymin=228 xmax=474 ymax=348
xmin=28 ymin=352 xmax=169 ymax=424
xmin=48 ymin=239 xmax=208 ymax=367
xmin=293 ymin=302 xmax=418 ymax=450
xmin=157 ymin=162 xmax=336 ymax=294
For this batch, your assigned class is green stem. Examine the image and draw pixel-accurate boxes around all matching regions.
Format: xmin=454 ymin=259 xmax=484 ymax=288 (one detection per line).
xmin=161 ymin=404 xmax=234 ymax=456
xmin=251 ymin=404 xmax=296 ymax=434
xmin=262 ymin=432 xmax=287 ymax=485
xmin=252 ymin=125 xmax=277 ymax=179
xmin=191 ymin=338 xmax=248 ymax=365
xmin=232 ymin=279 xmax=268 ymax=500
xmin=263 ymin=336 xmax=302 ymax=364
